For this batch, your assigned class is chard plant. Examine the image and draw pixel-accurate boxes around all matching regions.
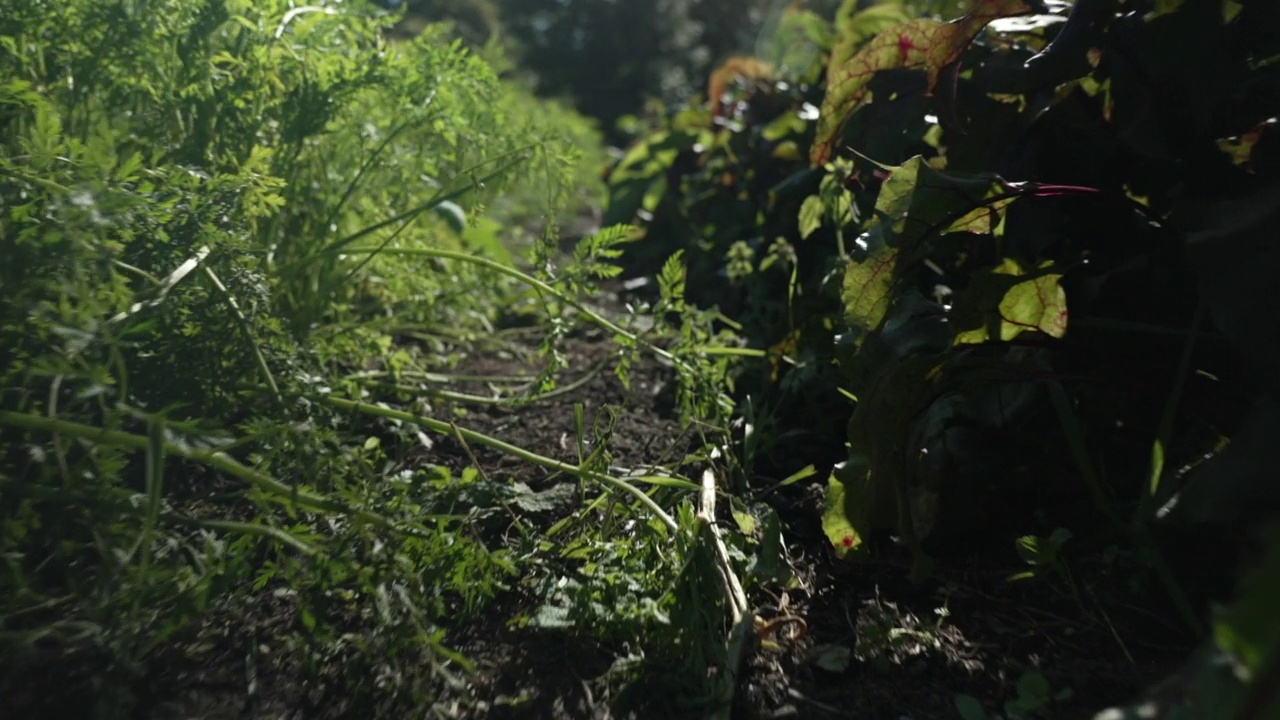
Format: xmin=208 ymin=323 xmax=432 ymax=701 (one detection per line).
xmin=603 ymin=0 xmax=1280 ymax=713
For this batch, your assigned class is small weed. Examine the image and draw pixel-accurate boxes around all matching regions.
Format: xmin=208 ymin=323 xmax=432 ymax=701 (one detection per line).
xmin=955 ymin=670 xmax=1073 ymax=720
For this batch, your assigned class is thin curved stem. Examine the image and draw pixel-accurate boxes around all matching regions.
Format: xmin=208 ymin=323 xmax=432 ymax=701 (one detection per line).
xmin=0 ymin=411 xmax=407 ymax=534
xmin=318 ymin=394 xmax=687 ymax=532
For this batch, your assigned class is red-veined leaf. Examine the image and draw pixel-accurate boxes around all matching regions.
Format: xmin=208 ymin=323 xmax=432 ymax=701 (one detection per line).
xmin=812 ymin=0 xmax=1033 ymax=165
xmin=953 ymin=259 xmax=1068 ymax=344
xmin=843 ymin=246 xmax=898 ymax=332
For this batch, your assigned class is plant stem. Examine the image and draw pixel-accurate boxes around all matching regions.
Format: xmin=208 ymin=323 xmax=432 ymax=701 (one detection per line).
xmin=318 ymin=394 xmax=685 ymax=532
xmin=0 ymin=411 xmax=404 ymax=534
xmin=340 ymin=246 xmax=766 ymax=365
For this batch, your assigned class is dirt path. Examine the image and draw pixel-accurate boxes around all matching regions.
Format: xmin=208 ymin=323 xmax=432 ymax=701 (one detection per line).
xmin=410 ymin=314 xmax=1191 ymax=719
xmin=130 ymin=288 xmax=1193 ymax=720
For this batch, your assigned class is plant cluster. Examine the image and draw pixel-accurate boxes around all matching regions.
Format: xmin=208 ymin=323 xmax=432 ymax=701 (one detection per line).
xmin=5 ymin=0 xmax=1280 ymax=716
xmin=0 ymin=0 xmax=610 ymax=714
xmin=603 ymin=0 xmax=1280 ymax=713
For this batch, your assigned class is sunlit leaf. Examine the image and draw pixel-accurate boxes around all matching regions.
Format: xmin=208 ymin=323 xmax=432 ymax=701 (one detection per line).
xmin=842 ymin=246 xmax=898 ymax=332
xmin=461 ymin=216 xmax=513 ymax=266
xmin=1014 ymin=531 xmax=1070 ymax=568
xmin=798 ymin=195 xmax=824 ymax=239
xmin=732 ymin=509 xmax=758 ymax=536
xmin=762 ymin=7 xmax=832 ymax=79
xmin=763 ymin=111 xmax=808 ymax=142
xmin=708 ymin=56 xmax=775 ymax=118
xmin=1217 ymin=118 xmax=1277 ymax=169
xmin=530 ymin=603 xmax=575 ymax=630
xmin=870 ymin=154 xmax=919 ymax=234
xmin=608 ymin=131 xmax=695 ymax=185
xmin=812 ymin=0 xmax=1032 ymax=165
xmin=945 ymin=190 xmax=1017 ymax=235
xmin=860 ymin=156 xmax=1005 ymax=252
xmin=113 ymin=151 xmax=144 ymax=182
xmin=836 ymin=3 xmax=914 ymax=51
xmin=1001 ymin=271 xmax=1067 ymax=336
xmin=953 ymin=260 xmax=1068 ymax=344
xmin=821 ymin=469 xmax=864 ymax=557
xmin=840 ymin=158 xmax=1014 ymax=339
xmin=778 ymin=463 xmax=818 ymax=487
xmin=1147 ymin=0 xmax=1187 ymax=19
xmin=625 ymin=475 xmax=702 ymax=490
xmin=771 ymin=140 xmax=803 ymax=161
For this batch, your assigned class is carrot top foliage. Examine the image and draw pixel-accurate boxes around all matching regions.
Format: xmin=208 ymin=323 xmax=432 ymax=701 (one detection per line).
xmin=0 ymin=0 xmax=611 ymax=714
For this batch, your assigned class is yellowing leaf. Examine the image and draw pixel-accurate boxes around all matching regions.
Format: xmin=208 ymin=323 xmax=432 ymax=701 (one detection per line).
xmin=821 ymin=471 xmax=863 ymax=558
xmin=812 ymin=0 xmax=1032 ymax=165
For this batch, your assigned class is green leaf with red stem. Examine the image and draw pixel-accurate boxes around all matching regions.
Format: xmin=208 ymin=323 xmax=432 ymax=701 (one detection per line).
xmin=840 ymin=157 xmax=1015 ymax=334
xmin=865 ymin=156 xmax=1012 ymax=255
xmin=812 ymin=0 xmax=1033 ymax=165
